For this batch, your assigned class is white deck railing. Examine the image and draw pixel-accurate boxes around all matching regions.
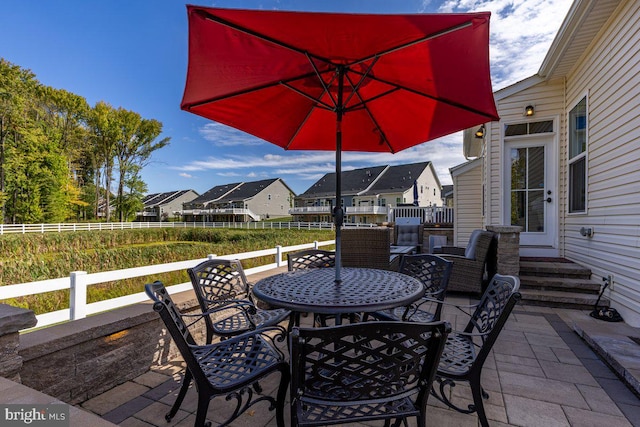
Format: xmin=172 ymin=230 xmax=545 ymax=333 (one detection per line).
xmin=0 ymin=240 xmax=335 ymax=330
xmin=390 ymin=206 xmax=454 ymax=224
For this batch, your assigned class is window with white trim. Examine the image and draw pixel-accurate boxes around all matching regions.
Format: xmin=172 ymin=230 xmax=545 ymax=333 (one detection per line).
xmin=568 ymin=97 xmax=587 ymax=213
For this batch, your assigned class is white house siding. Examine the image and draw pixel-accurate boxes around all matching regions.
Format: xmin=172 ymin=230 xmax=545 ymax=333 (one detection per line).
xmin=248 ymin=180 xmax=294 ymax=219
xmin=562 ymin=0 xmax=640 ymax=325
xmin=418 ymin=163 xmax=443 ymax=207
xmin=162 ymin=191 xmax=198 ymax=219
xmin=452 ymin=159 xmax=483 ymax=247
xmin=486 ymin=78 xmax=566 ymax=230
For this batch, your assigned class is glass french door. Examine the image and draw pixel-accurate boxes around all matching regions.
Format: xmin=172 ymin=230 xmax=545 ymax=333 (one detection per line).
xmin=505 ymin=137 xmax=556 ymax=247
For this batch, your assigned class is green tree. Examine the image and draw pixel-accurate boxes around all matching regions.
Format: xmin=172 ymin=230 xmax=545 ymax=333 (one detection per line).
xmin=113 ymin=108 xmax=169 ymax=222
xmin=115 ymin=164 xmax=147 ymax=221
xmin=0 ymin=59 xmax=40 ymax=222
xmin=1 ymin=59 xmax=170 ymax=224
xmin=40 ymin=87 xmax=90 ymax=221
xmin=87 ymin=101 xmax=119 ymax=221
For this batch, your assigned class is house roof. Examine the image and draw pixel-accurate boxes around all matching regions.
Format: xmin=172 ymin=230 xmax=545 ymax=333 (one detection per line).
xmin=216 ymin=178 xmax=281 ymax=203
xmin=191 ymin=178 xmax=290 ymax=205
xmin=450 ymin=157 xmax=481 ymax=177
xmin=442 ymin=185 xmax=454 ymax=198
xmin=538 ymin=0 xmax=622 ymax=80
xmin=299 ymin=166 xmax=388 ymax=198
xmin=299 ymin=162 xmax=433 ymax=198
xmin=190 ymin=183 xmax=241 ymax=205
xmin=143 ymin=190 xmax=197 ymax=207
xmin=360 ymin=162 xmax=431 ymax=196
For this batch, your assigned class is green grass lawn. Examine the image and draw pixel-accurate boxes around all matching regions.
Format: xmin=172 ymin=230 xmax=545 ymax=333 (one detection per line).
xmin=0 ymin=227 xmax=334 ymax=314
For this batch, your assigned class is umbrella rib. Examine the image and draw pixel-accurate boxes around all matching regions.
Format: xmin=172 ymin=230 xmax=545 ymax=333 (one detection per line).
xmin=342 ymin=56 xmax=379 ymax=108
xmin=284 ymin=106 xmax=316 ymax=150
xmin=183 ymin=71 xmax=320 ymax=109
xmin=351 ymin=71 xmax=499 ymax=120
xmin=280 ymin=82 xmax=334 ymax=110
xmin=194 ymin=8 xmax=335 ymax=66
xmin=306 ymin=52 xmax=338 ymax=109
xmin=345 ymin=76 xmax=395 ymax=152
xmin=344 ymin=87 xmax=401 ymax=112
xmin=347 ymin=20 xmax=475 ymax=68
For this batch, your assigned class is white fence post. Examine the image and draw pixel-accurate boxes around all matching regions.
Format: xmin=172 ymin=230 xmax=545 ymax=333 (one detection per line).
xmin=275 ymin=245 xmax=283 ymax=267
xmin=70 ymin=271 xmax=88 ymax=320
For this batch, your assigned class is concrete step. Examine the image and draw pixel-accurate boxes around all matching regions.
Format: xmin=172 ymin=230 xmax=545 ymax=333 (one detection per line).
xmin=518 ymin=289 xmax=609 ymax=310
xmin=520 ymin=260 xmax=592 ymax=279
xmin=517 ymin=258 xmax=606 ymax=309
xmin=519 ymin=275 xmax=602 ymax=294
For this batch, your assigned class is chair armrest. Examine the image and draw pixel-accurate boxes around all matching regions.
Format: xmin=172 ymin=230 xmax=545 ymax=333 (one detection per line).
xmin=389 ymin=254 xmax=400 ymax=271
xmin=184 ymin=299 xmax=257 ymax=318
xmin=450 ymin=330 xmax=491 ymax=347
xmin=435 ymin=246 xmax=466 ymax=256
xmin=420 ymin=296 xmax=479 ymax=316
xmin=188 ymin=325 xmax=288 ymax=354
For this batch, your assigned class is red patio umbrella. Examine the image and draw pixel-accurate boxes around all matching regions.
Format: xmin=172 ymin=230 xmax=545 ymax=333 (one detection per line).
xmin=181 ymin=6 xmax=499 ymax=282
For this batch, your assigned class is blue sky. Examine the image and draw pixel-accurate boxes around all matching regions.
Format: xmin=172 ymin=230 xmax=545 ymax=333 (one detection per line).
xmin=1 ymin=0 xmax=572 ymax=196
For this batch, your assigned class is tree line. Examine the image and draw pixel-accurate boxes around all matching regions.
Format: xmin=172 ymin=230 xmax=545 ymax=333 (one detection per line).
xmin=0 ymin=58 xmax=170 ymax=224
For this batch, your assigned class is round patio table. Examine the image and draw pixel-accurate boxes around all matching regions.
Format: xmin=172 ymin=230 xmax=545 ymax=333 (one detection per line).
xmin=252 ymin=267 xmax=423 ymax=315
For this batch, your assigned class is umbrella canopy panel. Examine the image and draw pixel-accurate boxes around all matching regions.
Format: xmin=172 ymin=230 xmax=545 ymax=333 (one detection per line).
xmin=181 ymin=6 xmax=499 ymax=153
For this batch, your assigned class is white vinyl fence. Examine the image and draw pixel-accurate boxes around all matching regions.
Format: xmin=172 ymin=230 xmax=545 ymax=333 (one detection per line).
xmin=0 ymin=221 xmax=336 ymax=235
xmin=0 ymin=240 xmax=335 ymax=330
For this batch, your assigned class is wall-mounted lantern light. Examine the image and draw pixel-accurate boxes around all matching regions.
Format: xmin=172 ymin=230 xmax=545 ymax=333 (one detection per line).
xmin=525 ymin=105 xmax=535 ymax=117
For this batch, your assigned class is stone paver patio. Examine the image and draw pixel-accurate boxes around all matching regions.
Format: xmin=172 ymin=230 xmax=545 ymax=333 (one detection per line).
xmin=79 ymin=272 xmax=640 ymax=426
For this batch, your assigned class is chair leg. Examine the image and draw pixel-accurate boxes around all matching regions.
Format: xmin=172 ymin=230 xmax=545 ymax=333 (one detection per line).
xmin=471 ymin=380 xmax=489 ymax=427
xmin=166 ymin=370 xmax=192 ymax=422
xmin=275 ymin=365 xmax=290 ymax=427
xmin=194 ymin=392 xmax=212 ymax=427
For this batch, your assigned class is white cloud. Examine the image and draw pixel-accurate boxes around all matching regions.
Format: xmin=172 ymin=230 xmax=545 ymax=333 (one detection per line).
xmin=199 ymin=123 xmax=265 ymax=146
xmin=435 ymin=0 xmax=573 ymax=89
xmin=178 ymin=172 xmax=193 ymax=179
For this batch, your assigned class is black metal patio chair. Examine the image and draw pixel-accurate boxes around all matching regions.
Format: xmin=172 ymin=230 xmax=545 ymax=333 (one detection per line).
xmin=372 ymin=254 xmax=452 ymax=323
xmin=145 ymin=281 xmax=289 ymax=427
xmin=431 ymin=274 xmax=521 ymax=427
xmin=287 ymin=249 xmax=336 ymax=325
xmin=287 ymin=249 xmax=335 ymax=271
xmin=188 ymin=258 xmax=291 ymax=344
xmin=290 ymin=320 xmax=450 ymax=426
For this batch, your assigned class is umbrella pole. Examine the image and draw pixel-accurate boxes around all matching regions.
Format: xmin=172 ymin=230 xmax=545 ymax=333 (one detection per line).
xmin=334 ymin=66 xmax=345 ymax=284
xmin=335 ymin=138 xmax=343 ymax=284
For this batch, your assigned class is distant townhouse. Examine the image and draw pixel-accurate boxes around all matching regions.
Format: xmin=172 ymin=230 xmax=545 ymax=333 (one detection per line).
xmin=291 ymin=161 xmax=441 ymax=224
xmin=182 ymin=178 xmax=295 ymax=222
xmin=137 ymin=190 xmax=199 ymax=222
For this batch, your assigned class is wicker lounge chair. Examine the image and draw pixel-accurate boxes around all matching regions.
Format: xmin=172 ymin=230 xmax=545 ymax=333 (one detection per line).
xmin=394 ymin=223 xmax=424 ymax=253
xmin=341 ymin=227 xmax=400 ymax=270
xmin=433 ymin=229 xmax=496 ymax=294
